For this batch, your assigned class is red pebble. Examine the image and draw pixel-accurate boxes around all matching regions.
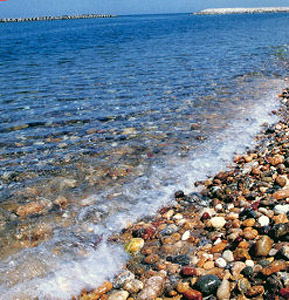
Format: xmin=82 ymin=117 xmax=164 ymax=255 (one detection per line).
xmin=181 ymin=266 xmax=197 ymax=276
xmin=280 ymin=288 xmax=289 ymax=297
xmin=201 ymin=212 xmax=210 ymax=221
xmin=142 ymin=227 xmax=156 ymax=240
xmin=250 ymin=200 xmax=260 ymax=210
xmin=183 ymin=289 xmax=203 ymax=300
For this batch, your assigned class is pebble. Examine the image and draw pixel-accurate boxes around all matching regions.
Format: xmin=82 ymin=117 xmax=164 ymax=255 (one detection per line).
xmin=108 ymin=291 xmax=129 ymax=300
xmin=209 ymin=217 xmax=226 ymax=230
xmin=222 ymin=250 xmax=234 ymax=263
xmin=245 ymin=260 xmax=254 ymax=267
xmin=273 ymin=188 xmax=289 ymax=200
xmin=124 ymin=279 xmax=144 ymax=294
xmin=216 ymin=279 xmax=230 ymax=300
xmin=215 ymin=258 xmax=227 ymax=268
xmin=114 ymin=271 xmax=135 ymax=288
xmin=255 ymin=235 xmax=273 ymax=257
xmin=258 ymin=215 xmax=270 ymax=227
xmin=274 ymin=204 xmax=289 ymax=214
xmin=194 ymin=275 xmax=221 ymax=296
xmin=181 ymin=230 xmax=191 ymax=241
xmin=182 ymin=289 xmax=203 ymax=300
xmin=137 ymin=276 xmax=165 ymax=300
xmin=124 ymin=238 xmax=145 ymax=255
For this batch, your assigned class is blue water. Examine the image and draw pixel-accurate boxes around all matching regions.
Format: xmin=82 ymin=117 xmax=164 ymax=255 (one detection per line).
xmin=0 ymin=13 xmax=288 ymax=299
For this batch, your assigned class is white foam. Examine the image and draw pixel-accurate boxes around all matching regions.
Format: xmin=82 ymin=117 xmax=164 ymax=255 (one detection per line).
xmin=0 ymin=79 xmax=283 ymax=299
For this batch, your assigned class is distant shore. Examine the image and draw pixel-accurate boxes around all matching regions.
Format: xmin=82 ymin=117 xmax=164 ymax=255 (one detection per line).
xmin=0 ymin=14 xmax=116 ymax=23
xmin=194 ymin=7 xmax=289 ymax=15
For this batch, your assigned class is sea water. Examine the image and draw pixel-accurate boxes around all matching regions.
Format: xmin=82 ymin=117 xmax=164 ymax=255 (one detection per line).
xmin=0 ymin=13 xmax=289 ymax=299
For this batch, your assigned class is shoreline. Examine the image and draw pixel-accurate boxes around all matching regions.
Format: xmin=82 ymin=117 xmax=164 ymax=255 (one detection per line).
xmin=0 ymin=14 xmax=116 ymax=23
xmin=194 ymin=7 xmax=289 ymax=15
xmin=77 ymin=89 xmax=289 ymax=299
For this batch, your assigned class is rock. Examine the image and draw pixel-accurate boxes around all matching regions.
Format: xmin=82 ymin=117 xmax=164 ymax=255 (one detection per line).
xmin=273 ymin=189 xmax=289 ymax=200
xmin=194 ymin=275 xmax=221 ymax=296
xmin=261 ymin=260 xmax=288 ymax=276
xmin=269 ymin=223 xmax=289 ymax=241
xmin=171 ymin=255 xmax=190 ymax=266
xmin=276 ymin=245 xmax=289 ymax=260
xmin=242 ymin=219 xmax=255 ymax=227
xmin=222 ymin=250 xmax=234 ymax=263
xmin=241 ymin=266 xmax=254 ymax=278
xmin=124 ymin=279 xmax=144 ymax=294
xmin=137 ymin=276 xmax=165 ymax=300
xmin=255 ymin=235 xmax=273 ymax=257
xmin=183 ymin=288 xmax=203 ymax=300
xmin=182 ymin=230 xmax=191 ymax=241
xmin=177 ymin=280 xmax=190 ymax=293
xmin=258 ymin=216 xmax=270 ymax=227
xmin=114 ymin=271 xmax=135 ymax=288
xmin=231 ymin=262 xmax=246 ymax=278
xmin=237 ymin=278 xmax=251 ymax=293
xmin=53 ymin=196 xmax=68 ymax=209
xmin=108 ymin=291 xmax=129 ymax=300
xmin=280 ymin=288 xmax=289 ymax=298
xmin=16 ymin=199 xmax=52 ymax=218
xmin=216 ymin=279 xmax=230 ymax=300
xmin=181 ymin=266 xmax=198 ymax=276
xmin=93 ymin=281 xmax=113 ymax=297
xmin=276 ymin=176 xmax=287 ymax=187
xmin=144 ymin=254 xmax=160 ymax=265
xmin=246 ymin=286 xmax=265 ymax=297
xmin=124 ymin=238 xmax=145 ymax=255
xmin=209 ymin=217 xmax=226 ymax=230
xmin=268 ymin=155 xmax=284 ymax=166
xmin=234 ymin=248 xmax=251 ymax=261
xmin=245 ymin=260 xmax=254 ymax=267
xmin=215 ymin=258 xmax=227 ymax=268
xmin=211 ymin=242 xmax=227 ymax=253
xmin=274 ymin=204 xmax=289 ymax=214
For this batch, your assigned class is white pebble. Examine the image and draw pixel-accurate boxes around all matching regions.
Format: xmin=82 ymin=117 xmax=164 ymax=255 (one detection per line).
xmin=215 ymin=204 xmax=223 ymax=211
xmin=215 ymin=257 xmax=227 ymax=268
xmin=245 ymin=260 xmax=255 ymax=267
xmin=274 ymin=204 xmax=289 ymax=214
xmin=181 ymin=230 xmax=191 ymax=241
xmin=210 ymin=217 xmax=226 ymax=229
xmin=214 ymin=238 xmax=222 ymax=245
xmin=222 ymin=250 xmax=234 ymax=263
xmin=258 ymin=215 xmax=270 ymax=227
xmin=227 ymin=203 xmax=234 ymax=211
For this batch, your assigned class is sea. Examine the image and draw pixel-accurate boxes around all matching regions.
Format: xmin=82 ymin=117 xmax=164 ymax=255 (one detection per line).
xmin=0 ymin=12 xmax=289 ymax=299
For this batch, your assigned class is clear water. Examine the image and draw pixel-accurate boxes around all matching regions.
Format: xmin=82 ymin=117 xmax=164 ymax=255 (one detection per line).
xmin=0 ymin=13 xmax=289 ymax=299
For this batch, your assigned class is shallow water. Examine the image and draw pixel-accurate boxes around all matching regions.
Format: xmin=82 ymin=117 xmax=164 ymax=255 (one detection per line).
xmin=0 ymin=13 xmax=289 ymax=299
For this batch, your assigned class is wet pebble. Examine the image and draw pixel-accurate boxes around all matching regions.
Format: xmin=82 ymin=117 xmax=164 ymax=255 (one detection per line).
xmin=194 ymin=275 xmax=221 ymax=296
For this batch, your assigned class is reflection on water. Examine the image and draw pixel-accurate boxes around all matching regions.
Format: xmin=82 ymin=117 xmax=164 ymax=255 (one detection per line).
xmin=0 ymin=12 xmax=288 ymax=299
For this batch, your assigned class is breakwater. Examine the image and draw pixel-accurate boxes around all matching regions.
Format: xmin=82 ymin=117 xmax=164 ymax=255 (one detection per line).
xmin=0 ymin=14 xmax=115 ymax=23
xmin=194 ymin=7 xmax=289 ymax=15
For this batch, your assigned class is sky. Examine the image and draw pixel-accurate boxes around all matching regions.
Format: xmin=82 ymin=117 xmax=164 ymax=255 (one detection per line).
xmin=1 ymin=0 xmax=289 ymax=18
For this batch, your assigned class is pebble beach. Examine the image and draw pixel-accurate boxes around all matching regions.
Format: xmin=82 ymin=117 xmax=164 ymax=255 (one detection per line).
xmin=75 ymin=89 xmax=289 ymax=300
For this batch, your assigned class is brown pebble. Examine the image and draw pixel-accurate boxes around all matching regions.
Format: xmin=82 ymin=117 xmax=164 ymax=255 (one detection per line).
xmin=276 ymin=176 xmax=287 ymax=187
xmin=234 ymin=248 xmax=251 ymax=261
xmin=273 ymin=213 xmax=288 ymax=224
xmin=242 ymin=228 xmax=258 ymax=240
xmin=245 ymin=285 xmax=265 ymax=297
xmin=176 ymin=280 xmax=190 ymax=293
xmin=273 ymin=188 xmax=289 ymax=200
xmin=211 ymin=242 xmax=227 ymax=253
xmin=261 ymin=260 xmax=288 ymax=276
xmin=144 ymin=254 xmax=160 ymax=265
xmin=203 ymin=261 xmax=215 ymax=270
xmin=242 ymin=219 xmax=256 ymax=227
xmin=182 ymin=288 xmax=203 ymax=300
xmin=268 ymin=155 xmax=284 ymax=166
xmin=255 ymin=235 xmax=273 ymax=257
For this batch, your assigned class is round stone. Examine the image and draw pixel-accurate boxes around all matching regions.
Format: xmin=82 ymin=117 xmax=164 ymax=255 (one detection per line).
xmin=194 ymin=275 xmax=221 ymax=296
xmin=258 ymin=215 xmax=270 ymax=227
xmin=215 ymin=258 xmax=227 ymax=268
xmin=222 ymin=250 xmax=234 ymax=263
